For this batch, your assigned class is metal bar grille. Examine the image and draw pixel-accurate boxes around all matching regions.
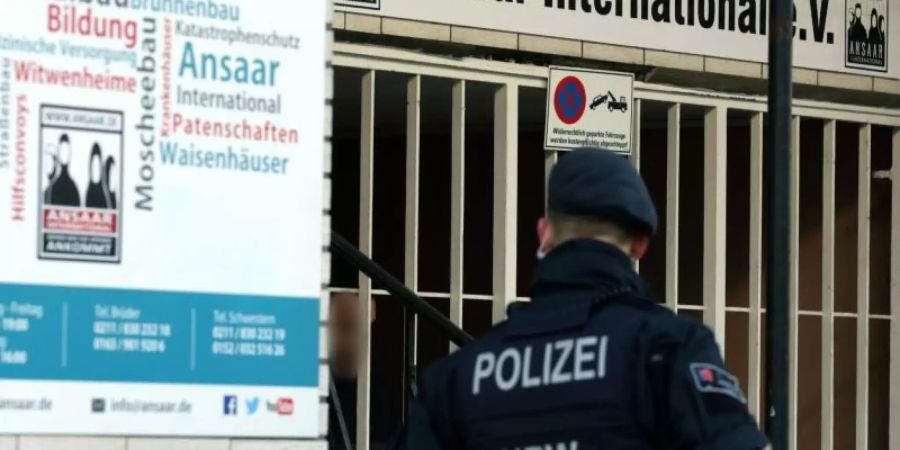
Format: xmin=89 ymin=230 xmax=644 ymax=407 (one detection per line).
xmin=856 ymin=124 xmax=872 ymax=450
xmin=665 ymin=104 xmax=680 ymax=312
xmin=333 ymin=43 xmax=900 ymax=127
xmin=449 ymin=80 xmax=466 ymax=351
xmin=748 ymin=111 xmax=764 ymax=422
xmin=821 ymin=119 xmax=837 ymax=450
xmin=492 ymin=84 xmax=518 ymax=323
xmin=545 ymin=150 xmax=557 ymax=210
xmin=891 ymin=128 xmax=900 ymax=450
xmin=356 ymin=70 xmax=376 ymax=450
xmin=703 ymin=107 xmax=727 ymax=347
xmin=632 ymin=99 xmax=642 ymax=273
xmin=405 ymin=76 xmax=421 ymax=291
xmin=404 ymin=75 xmax=422 ymax=407
xmin=788 ymin=116 xmax=801 ymax=450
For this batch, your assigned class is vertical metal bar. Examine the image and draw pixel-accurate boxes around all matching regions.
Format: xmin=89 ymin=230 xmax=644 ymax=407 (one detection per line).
xmin=703 ymin=106 xmax=727 ymax=347
xmin=449 ymin=80 xmax=466 ymax=351
xmin=492 ymin=84 xmax=518 ymax=323
xmin=748 ymin=111 xmax=764 ymax=421
xmin=890 ymin=128 xmax=900 ymax=450
xmin=856 ymin=123 xmax=872 ymax=450
xmin=356 ymin=70 xmax=375 ymax=450
xmin=821 ymin=119 xmax=836 ymax=450
xmin=545 ymin=150 xmax=557 ymax=210
xmin=403 ymin=75 xmax=421 ymax=416
xmin=788 ymin=116 xmax=801 ymax=450
xmin=405 ymin=75 xmax=421 ymax=293
xmin=403 ymin=307 xmax=418 ymax=418
xmin=765 ymin=0 xmax=793 ymax=442
xmin=543 ymin=148 xmax=557 ymax=276
xmin=630 ymin=99 xmax=642 ymax=170
xmin=631 ymin=99 xmax=642 ymax=273
xmin=665 ymin=103 xmax=680 ymax=311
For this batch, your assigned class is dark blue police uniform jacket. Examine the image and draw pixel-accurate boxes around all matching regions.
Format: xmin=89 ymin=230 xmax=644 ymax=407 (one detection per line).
xmin=401 ymin=239 xmax=768 ymax=450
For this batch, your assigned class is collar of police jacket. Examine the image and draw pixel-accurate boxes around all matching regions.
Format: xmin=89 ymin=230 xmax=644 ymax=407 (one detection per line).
xmin=504 ymin=240 xmax=654 ymax=338
xmin=530 ymin=239 xmax=652 ymax=307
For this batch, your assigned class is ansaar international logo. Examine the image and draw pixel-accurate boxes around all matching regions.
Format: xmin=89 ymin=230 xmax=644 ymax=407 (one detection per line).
xmin=846 ymin=0 xmax=888 ymax=71
xmin=38 ymin=105 xmax=123 ymax=263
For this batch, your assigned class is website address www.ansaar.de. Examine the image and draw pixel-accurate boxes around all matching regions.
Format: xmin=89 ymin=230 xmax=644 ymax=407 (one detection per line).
xmin=0 ymin=398 xmax=52 ymax=411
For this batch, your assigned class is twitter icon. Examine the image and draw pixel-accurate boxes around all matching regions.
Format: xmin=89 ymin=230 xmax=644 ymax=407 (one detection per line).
xmin=246 ymin=397 xmax=260 ymax=416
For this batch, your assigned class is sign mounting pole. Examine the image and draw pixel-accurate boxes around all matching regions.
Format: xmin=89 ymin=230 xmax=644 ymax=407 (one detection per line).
xmin=765 ymin=0 xmax=793 ymax=448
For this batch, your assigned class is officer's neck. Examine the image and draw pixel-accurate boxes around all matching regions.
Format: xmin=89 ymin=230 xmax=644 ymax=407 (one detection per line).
xmin=554 ymin=235 xmax=633 ymax=262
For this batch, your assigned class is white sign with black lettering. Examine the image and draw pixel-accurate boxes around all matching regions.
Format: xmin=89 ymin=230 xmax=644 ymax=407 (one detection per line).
xmin=336 ymin=0 xmax=898 ymax=78
xmin=545 ymin=68 xmax=634 ymax=154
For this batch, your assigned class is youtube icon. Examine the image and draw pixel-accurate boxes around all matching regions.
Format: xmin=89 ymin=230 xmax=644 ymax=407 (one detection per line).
xmin=276 ymin=398 xmax=294 ymax=416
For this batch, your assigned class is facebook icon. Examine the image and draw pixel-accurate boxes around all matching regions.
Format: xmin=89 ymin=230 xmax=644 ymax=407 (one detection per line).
xmin=223 ymin=395 xmax=238 ymax=416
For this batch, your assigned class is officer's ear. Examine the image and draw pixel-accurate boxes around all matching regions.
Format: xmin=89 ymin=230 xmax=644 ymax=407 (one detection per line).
xmin=537 ymin=216 xmax=555 ymax=253
xmin=629 ymin=234 xmax=651 ymax=260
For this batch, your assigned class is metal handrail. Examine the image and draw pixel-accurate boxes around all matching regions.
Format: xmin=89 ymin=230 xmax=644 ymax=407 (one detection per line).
xmin=329 ymin=231 xmax=474 ymax=347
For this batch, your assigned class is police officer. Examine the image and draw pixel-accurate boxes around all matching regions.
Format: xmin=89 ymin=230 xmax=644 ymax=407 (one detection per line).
xmin=400 ymin=148 xmax=768 ymax=450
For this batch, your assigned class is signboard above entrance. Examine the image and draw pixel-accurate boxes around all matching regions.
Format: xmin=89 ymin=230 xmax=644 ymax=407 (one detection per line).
xmin=545 ymin=67 xmax=635 ymax=153
xmin=336 ymin=0 xmax=898 ymax=79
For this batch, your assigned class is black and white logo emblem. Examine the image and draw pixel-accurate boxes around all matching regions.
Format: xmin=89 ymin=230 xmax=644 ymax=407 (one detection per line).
xmin=38 ymin=105 xmax=124 ymax=263
xmin=846 ymin=0 xmax=888 ymax=71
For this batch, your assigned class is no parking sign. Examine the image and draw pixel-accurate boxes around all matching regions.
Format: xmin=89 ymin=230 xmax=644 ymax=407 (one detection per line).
xmin=545 ymin=67 xmax=634 ymax=154
xmin=554 ymin=76 xmax=587 ymax=125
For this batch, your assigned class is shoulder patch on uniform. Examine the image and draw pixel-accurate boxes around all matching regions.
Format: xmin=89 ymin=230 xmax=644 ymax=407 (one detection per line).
xmin=689 ymin=363 xmax=746 ymax=404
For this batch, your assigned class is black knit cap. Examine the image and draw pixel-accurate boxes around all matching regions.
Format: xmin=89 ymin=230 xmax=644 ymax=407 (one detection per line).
xmin=548 ymin=148 xmax=658 ymax=235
